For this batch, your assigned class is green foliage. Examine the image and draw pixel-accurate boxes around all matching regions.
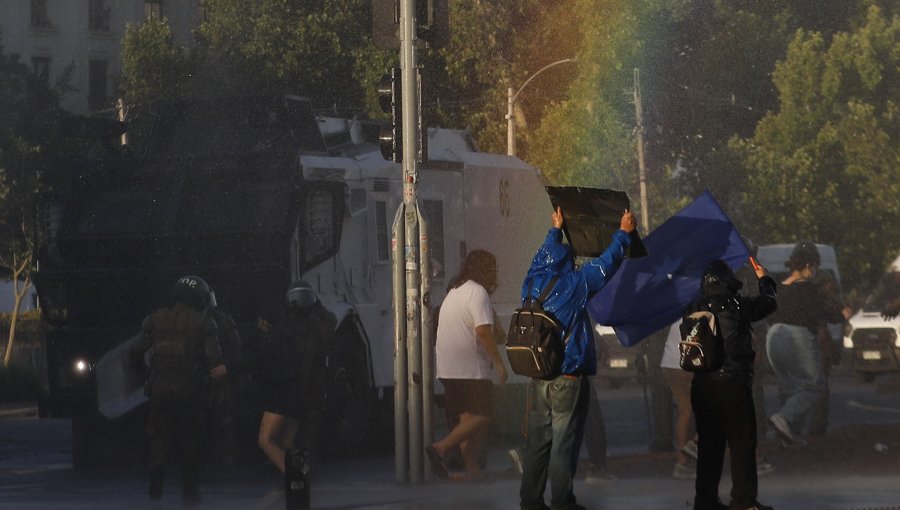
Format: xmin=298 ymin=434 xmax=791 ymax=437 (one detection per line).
xmin=0 ymin=363 xmax=46 ymax=402
xmin=734 ymin=5 xmax=900 ymax=289
xmin=0 ymin=51 xmax=65 ymax=266
xmin=120 ymin=18 xmax=191 ymax=105
xmin=194 ymin=0 xmax=380 ymax=108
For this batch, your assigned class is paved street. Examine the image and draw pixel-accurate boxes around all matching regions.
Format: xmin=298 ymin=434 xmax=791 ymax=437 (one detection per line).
xmin=1 ymin=373 xmax=899 ymax=509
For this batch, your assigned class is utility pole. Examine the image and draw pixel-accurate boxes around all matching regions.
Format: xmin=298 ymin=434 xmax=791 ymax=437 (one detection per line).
xmin=633 ymin=68 xmax=650 ymax=232
xmin=375 ymin=0 xmax=446 ymax=484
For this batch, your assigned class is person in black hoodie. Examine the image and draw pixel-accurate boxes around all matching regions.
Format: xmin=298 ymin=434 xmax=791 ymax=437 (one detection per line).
xmin=689 ymin=259 xmax=777 ymax=510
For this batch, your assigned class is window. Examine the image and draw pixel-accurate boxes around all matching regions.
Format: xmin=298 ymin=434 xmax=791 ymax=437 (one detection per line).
xmin=89 ymin=0 xmax=111 ymax=32
xmin=422 ymin=200 xmax=445 ymax=279
xmin=30 ymin=0 xmax=51 ymax=27
xmin=304 ymin=190 xmax=335 ymax=265
xmin=32 ymin=57 xmax=50 ymax=83
xmin=88 ymin=59 xmax=108 ymax=110
xmin=145 ymin=1 xmax=163 ymax=21
xmin=375 ymin=200 xmax=389 ymax=262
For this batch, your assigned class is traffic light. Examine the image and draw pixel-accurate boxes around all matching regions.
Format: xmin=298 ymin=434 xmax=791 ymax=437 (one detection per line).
xmin=378 ymin=68 xmax=401 ymax=162
xmin=377 ymin=67 xmax=427 ymax=164
xmin=372 ymin=0 xmax=449 ymax=50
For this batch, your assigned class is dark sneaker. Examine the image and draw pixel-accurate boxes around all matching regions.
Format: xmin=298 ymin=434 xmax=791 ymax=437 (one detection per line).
xmin=148 ymin=466 xmax=165 ymax=501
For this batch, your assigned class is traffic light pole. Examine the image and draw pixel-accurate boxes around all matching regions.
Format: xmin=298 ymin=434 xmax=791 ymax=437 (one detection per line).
xmin=390 ymin=0 xmax=432 ymax=484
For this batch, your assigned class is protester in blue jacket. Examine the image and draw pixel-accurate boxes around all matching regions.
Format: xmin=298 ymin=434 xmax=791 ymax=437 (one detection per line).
xmin=519 ymin=206 xmax=634 ymax=510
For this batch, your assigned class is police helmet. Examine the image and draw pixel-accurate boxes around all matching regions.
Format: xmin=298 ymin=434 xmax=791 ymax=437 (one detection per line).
xmin=701 ymin=259 xmax=743 ymax=296
xmin=286 ymin=280 xmax=317 ymax=308
xmin=173 ymin=275 xmax=211 ymax=310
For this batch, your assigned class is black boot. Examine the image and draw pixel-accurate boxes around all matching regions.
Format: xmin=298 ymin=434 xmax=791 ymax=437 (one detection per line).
xmin=148 ymin=466 xmax=165 ymax=501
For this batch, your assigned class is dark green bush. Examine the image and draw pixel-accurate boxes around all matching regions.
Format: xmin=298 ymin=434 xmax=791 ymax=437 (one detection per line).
xmin=0 ymin=363 xmax=46 ymax=402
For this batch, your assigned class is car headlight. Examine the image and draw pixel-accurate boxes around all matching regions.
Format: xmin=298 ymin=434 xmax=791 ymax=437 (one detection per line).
xmin=72 ymin=357 xmax=93 ymax=375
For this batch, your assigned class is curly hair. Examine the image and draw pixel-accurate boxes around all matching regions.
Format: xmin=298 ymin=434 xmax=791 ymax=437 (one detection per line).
xmin=786 ymin=240 xmax=821 ymax=272
xmin=450 ymin=249 xmax=497 ymax=291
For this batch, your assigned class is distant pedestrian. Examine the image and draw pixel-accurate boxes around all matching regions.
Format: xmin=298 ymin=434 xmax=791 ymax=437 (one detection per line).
xmin=660 ymin=320 xmax=697 ymax=479
xmin=766 ymin=241 xmax=850 ymax=446
xmin=518 ymin=206 xmax=634 ymax=510
xmin=130 ymin=276 xmax=225 ymax=506
xmin=427 ymin=249 xmax=506 ymax=482
xmin=688 ymin=259 xmax=777 ymax=510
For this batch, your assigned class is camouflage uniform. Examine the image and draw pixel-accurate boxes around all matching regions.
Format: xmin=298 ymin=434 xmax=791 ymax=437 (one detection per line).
xmin=131 ymin=302 xmax=222 ymax=503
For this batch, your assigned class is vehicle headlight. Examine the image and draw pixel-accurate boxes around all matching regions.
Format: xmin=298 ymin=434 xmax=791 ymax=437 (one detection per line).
xmin=72 ymin=358 xmax=93 ymax=375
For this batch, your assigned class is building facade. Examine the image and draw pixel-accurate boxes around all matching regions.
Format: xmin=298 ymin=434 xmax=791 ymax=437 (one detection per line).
xmin=0 ymin=0 xmax=201 ymax=113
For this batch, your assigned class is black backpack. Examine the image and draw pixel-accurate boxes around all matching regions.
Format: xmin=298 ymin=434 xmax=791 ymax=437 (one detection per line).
xmin=678 ymin=310 xmax=724 ymax=373
xmin=506 ymin=276 xmax=565 ymax=379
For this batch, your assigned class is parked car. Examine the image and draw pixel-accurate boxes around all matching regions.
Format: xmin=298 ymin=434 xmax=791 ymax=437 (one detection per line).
xmin=843 ymin=254 xmax=900 ymax=382
xmin=594 ymin=324 xmax=639 ymax=387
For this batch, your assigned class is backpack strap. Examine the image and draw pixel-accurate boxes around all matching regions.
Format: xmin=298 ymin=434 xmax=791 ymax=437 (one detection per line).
xmin=536 ymin=275 xmax=561 ymax=304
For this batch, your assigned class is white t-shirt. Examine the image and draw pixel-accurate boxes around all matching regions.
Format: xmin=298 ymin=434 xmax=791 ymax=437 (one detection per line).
xmin=660 ymin=319 xmax=684 ymax=369
xmin=435 ymin=280 xmax=495 ymax=380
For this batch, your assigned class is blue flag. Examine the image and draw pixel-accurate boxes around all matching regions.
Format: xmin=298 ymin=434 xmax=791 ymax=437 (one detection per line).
xmin=587 ymin=191 xmax=749 ymax=347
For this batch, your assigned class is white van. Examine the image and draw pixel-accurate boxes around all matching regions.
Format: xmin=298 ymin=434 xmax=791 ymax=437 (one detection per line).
xmin=843 ymin=254 xmax=900 ymax=381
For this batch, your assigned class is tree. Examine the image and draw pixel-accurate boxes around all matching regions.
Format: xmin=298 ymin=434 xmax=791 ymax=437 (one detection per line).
xmin=0 ymin=47 xmax=66 ymax=366
xmin=733 ymin=5 xmax=900 ymax=291
xmin=120 ymin=17 xmax=191 ymax=106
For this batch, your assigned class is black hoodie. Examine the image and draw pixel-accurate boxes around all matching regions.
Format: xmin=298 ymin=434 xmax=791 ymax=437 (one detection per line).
xmin=687 ymin=275 xmax=777 ymax=385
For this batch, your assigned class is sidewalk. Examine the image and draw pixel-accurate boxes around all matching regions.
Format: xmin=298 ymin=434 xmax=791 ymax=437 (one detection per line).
xmin=241 ymin=422 xmax=900 ymax=510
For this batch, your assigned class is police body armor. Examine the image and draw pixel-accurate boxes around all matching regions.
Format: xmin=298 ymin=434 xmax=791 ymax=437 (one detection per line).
xmin=148 ymin=308 xmax=207 ymax=396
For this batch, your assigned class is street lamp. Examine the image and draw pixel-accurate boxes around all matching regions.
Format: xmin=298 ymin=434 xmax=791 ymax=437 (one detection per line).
xmin=506 ymin=58 xmax=577 ymax=157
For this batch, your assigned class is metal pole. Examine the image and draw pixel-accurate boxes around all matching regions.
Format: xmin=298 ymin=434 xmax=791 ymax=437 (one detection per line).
xmin=391 ymin=205 xmax=408 ymax=483
xmin=400 ymin=0 xmax=423 ymax=483
xmin=417 ymin=206 xmax=433 ymax=481
xmin=505 ymin=58 xmax=576 ymax=159
xmin=633 ymin=68 xmax=650 ymax=232
xmin=405 ymin=205 xmax=422 ymax=483
xmin=507 ymin=86 xmax=515 ymax=156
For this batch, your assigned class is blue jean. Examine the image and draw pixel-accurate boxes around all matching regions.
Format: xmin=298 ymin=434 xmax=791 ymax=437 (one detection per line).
xmin=766 ymin=323 xmax=825 ymax=434
xmin=519 ymin=375 xmax=589 ymax=510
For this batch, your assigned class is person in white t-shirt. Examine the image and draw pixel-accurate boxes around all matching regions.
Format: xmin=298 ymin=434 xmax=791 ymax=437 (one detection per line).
xmin=660 ymin=319 xmax=698 ymax=479
xmin=426 ymin=249 xmax=507 ymax=481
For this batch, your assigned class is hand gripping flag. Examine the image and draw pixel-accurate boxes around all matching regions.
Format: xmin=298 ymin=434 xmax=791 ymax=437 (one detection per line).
xmin=586 ymin=190 xmax=749 ymax=347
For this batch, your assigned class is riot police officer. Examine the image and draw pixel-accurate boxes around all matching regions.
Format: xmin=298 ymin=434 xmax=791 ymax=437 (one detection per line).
xmin=130 ymin=276 xmax=225 ymax=506
xmin=253 ymin=280 xmax=335 ymax=474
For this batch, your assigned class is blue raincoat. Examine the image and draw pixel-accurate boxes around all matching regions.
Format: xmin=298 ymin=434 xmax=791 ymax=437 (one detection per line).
xmin=522 ymin=227 xmax=631 ymax=375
